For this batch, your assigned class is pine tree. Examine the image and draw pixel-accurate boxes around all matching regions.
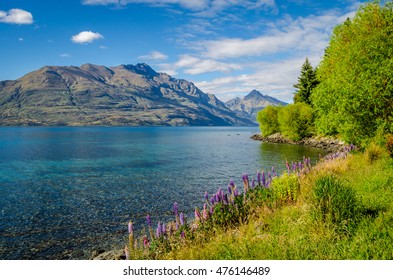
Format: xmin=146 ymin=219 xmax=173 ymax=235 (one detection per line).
xmin=293 ymin=58 xmax=319 ymax=105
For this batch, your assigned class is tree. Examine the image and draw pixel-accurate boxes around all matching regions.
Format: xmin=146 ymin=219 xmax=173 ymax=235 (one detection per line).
xmin=278 ymin=103 xmax=314 ymax=141
xmin=257 ymin=106 xmax=281 ymax=137
xmin=312 ymin=1 xmax=393 ymax=144
xmin=293 ymin=58 xmax=319 ymax=105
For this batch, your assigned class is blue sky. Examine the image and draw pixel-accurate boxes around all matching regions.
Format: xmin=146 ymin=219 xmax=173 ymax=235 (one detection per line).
xmin=0 ymin=0 xmax=366 ymax=102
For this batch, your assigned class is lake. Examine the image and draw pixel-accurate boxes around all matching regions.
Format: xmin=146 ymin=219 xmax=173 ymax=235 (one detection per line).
xmin=0 ymin=126 xmax=325 ymax=259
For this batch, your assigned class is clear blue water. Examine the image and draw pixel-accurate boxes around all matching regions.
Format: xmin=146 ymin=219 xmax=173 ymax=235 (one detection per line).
xmin=0 ymin=126 xmax=325 ymax=259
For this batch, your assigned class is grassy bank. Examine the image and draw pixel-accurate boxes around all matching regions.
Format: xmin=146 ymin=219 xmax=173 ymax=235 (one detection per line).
xmin=125 ymin=146 xmax=393 ymax=260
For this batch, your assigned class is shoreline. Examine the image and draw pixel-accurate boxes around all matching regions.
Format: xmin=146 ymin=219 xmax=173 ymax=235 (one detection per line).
xmin=250 ymin=132 xmax=346 ymax=153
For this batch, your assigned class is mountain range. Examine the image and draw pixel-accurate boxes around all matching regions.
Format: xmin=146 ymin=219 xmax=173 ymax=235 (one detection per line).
xmin=225 ymin=90 xmax=287 ymax=123
xmin=0 ymin=63 xmax=285 ymax=126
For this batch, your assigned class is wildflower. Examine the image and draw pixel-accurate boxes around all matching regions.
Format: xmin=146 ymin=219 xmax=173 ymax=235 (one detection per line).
xmin=242 ymin=174 xmax=249 ymax=193
xmin=179 ymin=212 xmax=185 ymax=225
xmin=285 ymin=160 xmax=290 ymax=173
xmin=162 ymin=223 xmax=166 ymax=235
xmin=204 ymin=191 xmax=209 ymax=201
xmin=229 ymin=180 xmax=235 ymax=188
xmin=173 ymin=202 xmax=179 ymax=217
xmin=156 ymin=222 xmax=162 ymax=238
xmin=124 ymin=246 xmax=129 ymax=260
xmin=251 ymin=178 xmax=255 ymax=189
xmin=143 ymin=236 xmax=150 ymax=248
xmin=194 ymin=207 xmax=201 ymax=221
xmin=261 ymin=171 xmax=266 ymax=187
xmin=146 ymin=215 xmax=152 ymax=228
xmin=257 ymin=171 xmax=261 ymax=186
xmin=233 ymin=188 xmax=239 ymax=196
xmin=128 ymin=221 xmax=133 ymax=235
xmin=180 ymin=231 xmax=185 ymax=239
xmin=202 ymin=203 xmax=209 ymax=220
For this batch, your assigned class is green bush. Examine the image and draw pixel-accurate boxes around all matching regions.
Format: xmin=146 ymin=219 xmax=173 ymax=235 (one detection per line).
xmin=365 ymin=143 xmax=385 ymax=164
xmin=271 ymin=173 xmax=300 ymax=204
xmin=313 ymin=175 xmax=359 ymax=234
xmin=256 ymin=106 xmax=281 ymax=137
xmin=277 ymin=103 xmax=314 ymax=141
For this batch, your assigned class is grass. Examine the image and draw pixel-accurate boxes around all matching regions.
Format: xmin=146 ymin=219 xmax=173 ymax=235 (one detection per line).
xmin=125 ymin=146 xmax=393 ymax=260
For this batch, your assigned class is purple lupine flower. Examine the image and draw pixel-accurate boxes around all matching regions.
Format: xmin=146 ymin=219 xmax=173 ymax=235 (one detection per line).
xmin=251 ymin=178 xmax=255 ymax=189
xmin=228 ymin=185 xmax=232 ymax=194
xmin=173 ymin=202 xmax=179 ymax=217
xmin=210 ymin=205 xmax=215 ymax=215
xmin=229 ymin=180 xmax=235 ymax=188
xmin=233 ymin=188 xmax=239 ymax=196
xmin=223 ymin=193 xmax=228 ymax=204
xmin=128 ymin=221 xmax=133 ymax=234
xmin=179 ymin=212 xmax=185 ymax=225
xmin=202 ymin=203 xmax=209 ymax=220
xmin=180 ymin=231 xmax=185 ymax=239
xmin=204 ymin=191 xmax=209 ymax=201
xmin=242 ymin=173 xmax=249 ymax=193
xmin=261 ymin=171 xmax=266 ymax=187
xmin=210 ymin=196 xmax=215 ymax=205
xmin=194 ymin=208 xmax=201 ymax=221
xmin=285 ymin=160 xmax=291 ymax=173
xmin=146 ymin=215 xmax=152 ymax=228
xmin=124 ymin=246 xmax=130 ymax=260
xmin=143 ymin=236 xmax=150 ymax=248
xmin=292 ymin=162 xmax=297 ymax=172
xmin=257 ymin=171 xmax=261 ymax=186
xmin=161 ymin=223 xmax=166 ymax=235
xmin=156 ymin=222 xmax=162 ymax=238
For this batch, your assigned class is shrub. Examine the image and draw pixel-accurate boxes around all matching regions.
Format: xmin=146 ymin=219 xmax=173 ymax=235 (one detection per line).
xmin=365 ymin=143 xmax=385 ymax=164
xmin=271 ymin=173 xmax=300 ymax=204
xmin=278 ymin=103 xmax=314 ymax=141
xmin=313 ymin=175 xmax=359 ymax=234
xmin=256 ymin=106 xmax=281 ymax=137
xmin=386 ymin=134 xmax=393 ymax=156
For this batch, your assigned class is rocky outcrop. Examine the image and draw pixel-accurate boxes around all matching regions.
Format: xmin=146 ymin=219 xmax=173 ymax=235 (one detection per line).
xmin=251 ymin=133 xmax=347 ymax=153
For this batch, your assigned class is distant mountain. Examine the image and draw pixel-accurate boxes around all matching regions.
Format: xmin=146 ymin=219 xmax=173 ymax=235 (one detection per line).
xmin=0 ymin=63 xmax=255 ymax=126
xmin=225 ymin=90 xmax=287 ymax=123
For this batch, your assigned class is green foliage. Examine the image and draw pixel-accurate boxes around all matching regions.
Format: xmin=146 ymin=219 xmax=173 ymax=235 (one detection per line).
xmin=278 ymin=103 xmax=314 ymax=141
xmin=293 ymin=58 xmax=319 ymax=105
xmin=313 ymin=175 xmax=359 ymax=234
xmin=365 ymin=142 xmax=386 ymax=163
xmin=271 ymin=173 xmax=300 ymax=204
xmin=256 ymin=105 xmax=281 ymax=137
xmin=312 ymin=1 xmax=393 ymax=144
xmin=386 ymin=134 xmax=393 ymax=156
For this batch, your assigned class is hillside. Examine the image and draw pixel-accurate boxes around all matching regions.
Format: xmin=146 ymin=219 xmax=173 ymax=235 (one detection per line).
xmin=0 ymin=63 xmax=255 ymax=126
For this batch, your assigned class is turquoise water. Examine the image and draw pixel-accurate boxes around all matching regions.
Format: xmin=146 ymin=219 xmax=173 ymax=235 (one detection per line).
xmin=0 ymin=127 xmax=325 ymax=259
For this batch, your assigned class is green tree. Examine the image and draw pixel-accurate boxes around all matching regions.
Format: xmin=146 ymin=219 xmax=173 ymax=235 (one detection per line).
xmin=293 ymin=58 xmax=319 ymax=105
xmin=257 ymin=105 xmax=281 ymax=137
xmin=312 ymin=1 xmax=393 ymax=144
xmin=278 ymin=103 xmax=314 ymax=141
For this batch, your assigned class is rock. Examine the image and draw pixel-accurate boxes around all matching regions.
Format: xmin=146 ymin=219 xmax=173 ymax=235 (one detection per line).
xmin=250 ymin=133 xmax=347 ymax=153
xmin=91 ymin=249 xmax=126 ymax=260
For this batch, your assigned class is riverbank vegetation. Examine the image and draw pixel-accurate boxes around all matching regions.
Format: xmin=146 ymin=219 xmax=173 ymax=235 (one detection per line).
xmin=257 ymin=0 xmax=393 ymax=147
xmin=124 ymin=145 xmax=392 ymax=259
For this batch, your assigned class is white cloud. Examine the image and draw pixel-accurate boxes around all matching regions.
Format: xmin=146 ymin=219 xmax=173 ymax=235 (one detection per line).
xmin=60 ymin=53 xmax=72 ymax=58
xmin=82 ymin=0 xmax=277 ymax=14
xmin=71 ymin=31 xmax=104 ymax=44
xmin=174 ymin=54 xmax=242 ymax=75
xmin=138 ymin=51 xmax=168 ymax=61
xmin=0 ymin=8 xmax=33 ymax=24
xmin=18 ymin=37 xmax=24 ymax=42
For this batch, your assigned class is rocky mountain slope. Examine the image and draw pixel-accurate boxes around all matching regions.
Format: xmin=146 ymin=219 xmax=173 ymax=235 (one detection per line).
xmin=0 ymin=63 xmax=255 ymax=126
xmin=225 ymin=90 xmax=287 ymax=123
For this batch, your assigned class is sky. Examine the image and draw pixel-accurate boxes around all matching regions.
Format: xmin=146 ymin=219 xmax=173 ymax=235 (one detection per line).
xmin=0 ymin=0 xmax=366 ymax=103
